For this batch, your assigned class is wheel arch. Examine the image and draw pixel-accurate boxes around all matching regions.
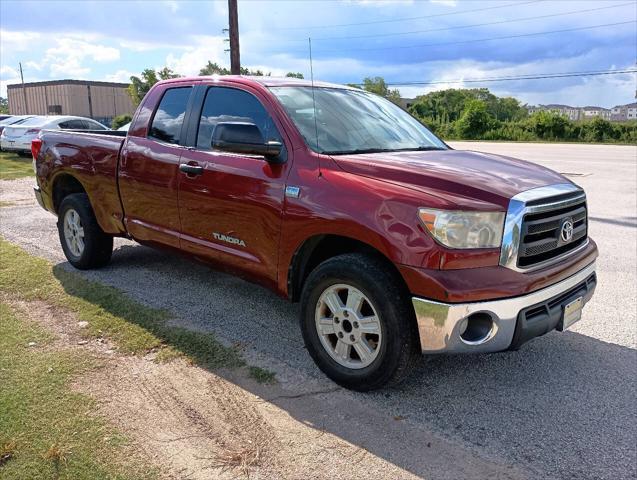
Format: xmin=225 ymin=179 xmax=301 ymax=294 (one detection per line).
xmin=287 ymin=234 xmax=410 ymax=303
xmin=51 ymin=173 xmax=87 ymax=214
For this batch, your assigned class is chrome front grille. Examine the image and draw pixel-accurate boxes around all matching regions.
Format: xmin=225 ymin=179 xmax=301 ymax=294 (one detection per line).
xmin=500 ymin=184 xmax=589 ymax=272
xmin=518 ymin=199 xmax=587 ymax=268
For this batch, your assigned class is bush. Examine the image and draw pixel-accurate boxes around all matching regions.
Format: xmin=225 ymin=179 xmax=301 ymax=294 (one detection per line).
xmin=111 ymin=114 xmax=132 ymax=130
xmin=482 ymin=122 xmax=536 ymax=142
xmin=528 ymin=111 xmax=569 ymax=140
xmin=455 ymin=100 xmax=494 ymax=139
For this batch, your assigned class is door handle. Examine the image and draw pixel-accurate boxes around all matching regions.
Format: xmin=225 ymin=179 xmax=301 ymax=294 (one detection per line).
xmin=179 ymin=163 xmax=204 ymax=176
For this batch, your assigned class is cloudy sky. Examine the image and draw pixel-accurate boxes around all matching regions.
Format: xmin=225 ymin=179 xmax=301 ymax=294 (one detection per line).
xmin=1 ymin=0 xmax=635 ymax=107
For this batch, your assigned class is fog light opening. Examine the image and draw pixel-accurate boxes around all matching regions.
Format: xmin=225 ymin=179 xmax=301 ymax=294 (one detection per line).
xmin=460 ymin=312 xmax=495 ymax=345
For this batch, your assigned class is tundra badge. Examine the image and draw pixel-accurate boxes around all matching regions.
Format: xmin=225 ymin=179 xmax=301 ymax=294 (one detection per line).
xmin=213 ymin=232 xmax=246 ymax=247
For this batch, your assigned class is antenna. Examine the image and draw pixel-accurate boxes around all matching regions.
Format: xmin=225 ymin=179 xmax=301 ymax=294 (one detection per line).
xmin=308 ymin=38 xmax=321 ymax=171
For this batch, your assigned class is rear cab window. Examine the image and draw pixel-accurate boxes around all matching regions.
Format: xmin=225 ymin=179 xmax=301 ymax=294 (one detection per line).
xmin=149 ymin=87 xmax=191 ymax=145
xmin=196 ymin=87 xmax=282 ymax=151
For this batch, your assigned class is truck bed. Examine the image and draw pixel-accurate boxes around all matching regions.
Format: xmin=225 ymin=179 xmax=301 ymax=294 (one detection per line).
xmin=37 ymin=129 xmax=127 ymax=235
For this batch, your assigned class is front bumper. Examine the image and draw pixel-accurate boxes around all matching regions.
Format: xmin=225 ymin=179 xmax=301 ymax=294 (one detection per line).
xmin=412 ymin=261 xmax=596 ymax=353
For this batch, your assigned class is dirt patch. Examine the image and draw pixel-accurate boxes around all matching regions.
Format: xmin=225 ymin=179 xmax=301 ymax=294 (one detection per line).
xmin=9 ymin=296 xmax=419 ymax=479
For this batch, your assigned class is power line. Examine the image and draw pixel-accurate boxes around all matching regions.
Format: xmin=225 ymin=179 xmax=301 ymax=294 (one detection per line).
xmin=348 ymin=69 xmax=637 ymax=87
xmin=309 ymin=2 xmax=634 ymax=42
xmin=272 ymin=0 xmax=545 ymax=30
xmin=308 ymin=20 xmax=636 ymax=54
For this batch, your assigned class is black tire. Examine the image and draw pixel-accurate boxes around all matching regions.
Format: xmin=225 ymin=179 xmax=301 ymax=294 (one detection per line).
xmin=300 ymin=253 xmax=419 ymax=391
xmin=57 ymin=193 xmax=113 ymax=270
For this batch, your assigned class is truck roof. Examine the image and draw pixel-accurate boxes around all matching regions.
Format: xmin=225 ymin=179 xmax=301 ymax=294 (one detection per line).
xmin=156 ymin=75 xmax=357 ymax=90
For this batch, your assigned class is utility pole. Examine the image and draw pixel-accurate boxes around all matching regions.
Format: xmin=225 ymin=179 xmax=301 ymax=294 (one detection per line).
xmin=228 ymin=0 xmax=241 ymax=74
xmin=19 ymin=62 xmax=28 ymax=114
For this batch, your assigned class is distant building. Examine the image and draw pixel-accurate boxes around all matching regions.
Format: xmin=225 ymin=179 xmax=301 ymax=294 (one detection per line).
xmin=527 ymin=103 xmax=636 ymax=122
xmin=7 ymin=79 xmax=134 ymax=127
xmin=610 ymin=102 xmax=637 ymax=121
xmin=527 ymin=104 xmax=581 ymax=121
xmin=581 ymin=106 xmax=611 ymax=121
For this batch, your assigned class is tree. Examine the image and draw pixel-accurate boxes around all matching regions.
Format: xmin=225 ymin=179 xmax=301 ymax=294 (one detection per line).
xmin=529 ymin=110 xmax=569 ymax=139
xmin=199 ymin=61 xmax=230 ymax=75
xmin=493 ymin=96 xmax=528 ymax=122
xmin=127 ymin=67 xmax=180 ymax=106
xmin=0 ymin=97 xmax=8 ymax=114
xmin=583 ymin=117 xmax=616 ymax=142
xmin=111 ymin=114 xmax=132 ymax=130
xmin=455 ymin=99 xmax=493 ymax=139
xmin=199 ymin=61 xmax=304 ymax=79
xmin=361 ymin=77 xmax=402 ymax=104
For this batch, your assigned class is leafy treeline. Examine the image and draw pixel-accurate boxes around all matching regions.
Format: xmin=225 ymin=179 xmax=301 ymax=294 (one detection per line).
xmin=127 ymin=63 xmax=303 ymax=106
xmin=404 ymin=87 xmax=636 ymax=144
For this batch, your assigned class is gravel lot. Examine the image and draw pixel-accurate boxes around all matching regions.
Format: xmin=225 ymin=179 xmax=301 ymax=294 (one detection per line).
xmin=1 ymin=141 xmax=635 ymax=479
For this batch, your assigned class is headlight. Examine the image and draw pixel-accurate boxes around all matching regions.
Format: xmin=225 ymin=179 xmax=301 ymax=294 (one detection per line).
xmin=418 ymin=208 xmax=505 ymax=249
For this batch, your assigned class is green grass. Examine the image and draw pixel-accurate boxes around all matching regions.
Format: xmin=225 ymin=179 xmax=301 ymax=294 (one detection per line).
xmin=0 ymin=238 xmax=276 ymax=376
xmin=0 ymin=151 xmax=34 ymax=180
xmin=0 ymin=302 xmax=158 ymax=480
xmin=0 ymin=239 xmax=249 ymax=371
xmin=248 ymin=366 xmax=277 ymax=384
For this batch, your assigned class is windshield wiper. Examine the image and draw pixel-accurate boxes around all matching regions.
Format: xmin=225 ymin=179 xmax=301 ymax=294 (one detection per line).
xmin=396 ymin=146 xmax=446 ymax=152
xmin=321 ymin=148 xmax=396 ymax=155
xmin=322 ymin=146 xmax=446 ymax=155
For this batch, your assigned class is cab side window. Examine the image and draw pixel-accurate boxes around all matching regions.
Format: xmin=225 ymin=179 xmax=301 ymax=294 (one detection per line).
xmin=149 ymin=87 xmax=191 ymax=145
xmin=196 ymin=87 xmax=281 ymax=150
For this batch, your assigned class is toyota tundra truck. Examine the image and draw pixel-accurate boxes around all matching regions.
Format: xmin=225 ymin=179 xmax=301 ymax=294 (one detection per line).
xmin=32 ymin=76 xmax=597 ymax=391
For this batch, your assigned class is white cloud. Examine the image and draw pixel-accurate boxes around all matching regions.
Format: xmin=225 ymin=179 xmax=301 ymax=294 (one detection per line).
xmin=430 ymin=0 xmax=457 ymax=6
xmin=104 ymin=69 xmax=136 ymax=83
xmin=24 ymin=61 xmax=43 ymax=71
xmin=0 ymin=65 xmax=19 ymax=79
xmin=165 ymin=35 xmax=228 ymax=76
xmin=349 ymin=0 xmax=415 ymax=5
xmin=163 ymin=1 xmax=179 ymax=13
xmin=42 ymin=38 xmax=120 ymax=78
xmin=0 ymin=30 xmax=42 ymax=53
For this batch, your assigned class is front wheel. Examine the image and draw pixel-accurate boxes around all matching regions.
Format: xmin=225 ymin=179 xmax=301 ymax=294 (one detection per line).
xmin=57 ymin=193 xmax=113 ymax=270
xmin=300 ymin=253 xmax=419 ymax=391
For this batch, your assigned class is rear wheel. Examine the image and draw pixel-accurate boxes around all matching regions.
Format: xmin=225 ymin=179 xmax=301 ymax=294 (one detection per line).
xmin=57 ymin=193 xmax=113 ymax=269
xmin=300 ymin=253 xmax=419 ymax=391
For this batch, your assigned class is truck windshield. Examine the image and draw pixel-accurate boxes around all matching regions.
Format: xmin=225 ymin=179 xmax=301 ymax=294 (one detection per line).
xmin=269 ymin=86 xmax=447 ymax=155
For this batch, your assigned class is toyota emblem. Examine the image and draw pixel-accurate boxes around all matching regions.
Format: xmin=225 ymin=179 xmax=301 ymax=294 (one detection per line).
xmin=561 ymin=218 xmax=574 ymax=243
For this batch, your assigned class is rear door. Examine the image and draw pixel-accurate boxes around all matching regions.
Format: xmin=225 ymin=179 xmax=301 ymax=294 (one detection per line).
xmin=177 ymin=84 xmax=291 ymax=285
xmin=119 ymin=85 xmax=193 ymax=248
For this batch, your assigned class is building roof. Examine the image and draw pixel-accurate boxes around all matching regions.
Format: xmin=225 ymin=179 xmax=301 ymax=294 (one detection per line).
xmin=7 ymin=79 xmax=130 ymax=89
xmin=543 ymin=104 xmax=577 ymax=109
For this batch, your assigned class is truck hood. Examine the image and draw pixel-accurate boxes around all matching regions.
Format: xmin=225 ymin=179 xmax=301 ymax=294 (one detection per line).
xmin=331 ymin=149 xmax=569 ymax=209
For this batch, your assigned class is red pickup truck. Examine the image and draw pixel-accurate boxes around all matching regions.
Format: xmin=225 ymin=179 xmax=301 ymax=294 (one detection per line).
xmin=32 ymin=76 xmax=597 ymax=390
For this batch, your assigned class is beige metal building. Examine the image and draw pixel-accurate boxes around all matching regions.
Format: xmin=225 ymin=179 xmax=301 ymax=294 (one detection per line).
xmin=7 ymin=79 xmax=135 ymax=127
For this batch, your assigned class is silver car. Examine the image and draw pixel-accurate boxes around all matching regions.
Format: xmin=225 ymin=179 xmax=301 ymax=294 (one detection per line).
xmin=0 ymin=115 xmax=109 ymax=154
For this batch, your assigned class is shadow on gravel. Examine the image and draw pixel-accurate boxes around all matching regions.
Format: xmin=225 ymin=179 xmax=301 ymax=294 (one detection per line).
xmin=52 ymin=244 xmax=637 ymax=480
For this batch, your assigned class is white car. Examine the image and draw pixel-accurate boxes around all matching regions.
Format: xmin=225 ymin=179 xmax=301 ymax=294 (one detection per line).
xmin=0 ymin=115 xmax=109 ymax=154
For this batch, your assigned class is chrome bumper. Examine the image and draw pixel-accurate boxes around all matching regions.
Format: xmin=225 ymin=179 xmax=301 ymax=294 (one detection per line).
xmin=412 ymin=261 xmax=596 ymax=354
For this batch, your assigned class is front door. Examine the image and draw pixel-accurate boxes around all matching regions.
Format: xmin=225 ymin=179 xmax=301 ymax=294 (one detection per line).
xmin=119 ymin=86 xmax=192 ymax=248
xmin=177 ymin=85 xmax=290 ymax=285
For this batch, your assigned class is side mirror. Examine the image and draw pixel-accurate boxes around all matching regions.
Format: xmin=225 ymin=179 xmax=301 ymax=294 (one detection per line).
xmin=212 ymin=122 xmax=284 ymax=163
